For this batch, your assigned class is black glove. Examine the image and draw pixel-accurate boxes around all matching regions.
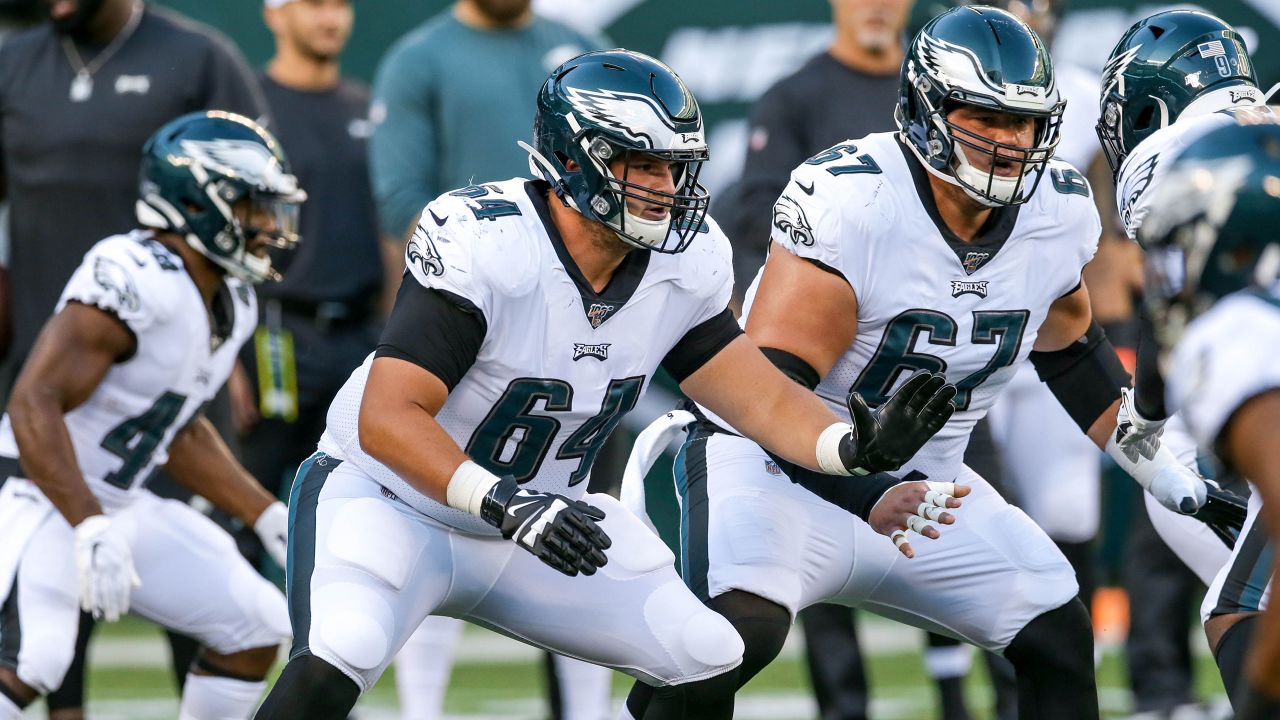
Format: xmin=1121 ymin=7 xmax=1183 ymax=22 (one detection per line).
xmin=1193 ymin=483 xmax=1249 ymax=549
xmin=480 ymin=476 xmax=612 ymax=576
xmin=839 ymin=371 xmax=957 ymax=474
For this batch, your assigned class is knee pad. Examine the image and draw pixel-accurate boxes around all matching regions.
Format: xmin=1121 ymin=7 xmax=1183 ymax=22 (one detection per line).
xmin=325 ymin=498 xmax=417 ymax=591
xmin=309 ymin=581 xmax=397 ymax=678
xmin=15 ymin=630 xmax=75 ymax=696
xmin=642 ymin=582 xmax=743 ymax=680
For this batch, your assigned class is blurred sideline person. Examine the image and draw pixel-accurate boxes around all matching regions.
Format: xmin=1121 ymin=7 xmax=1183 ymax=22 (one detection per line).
xmin=0 ymin=112 xmax=298 ymax=720
xmin=718 ymin=2 xmax=1015 ymax=718
xmin=253 ymin=49 xmax=962 ymax=720
xmin=0 ymin=0 xmax=268 ymax=713
xmin=225 ymin=0 xmax=383 ymax=572
xmin=1138 ymin=123 xmax=1280 ymax=717
xmin=718 ymin=0 xmax=911 ymax=300
xmin=1098 ymin=9 xmax=1271 ymax=707
xmin=366 ymin=1 xmax=612 ymax=717
xmin=621 ymin=7 xmax=1211 ymax=720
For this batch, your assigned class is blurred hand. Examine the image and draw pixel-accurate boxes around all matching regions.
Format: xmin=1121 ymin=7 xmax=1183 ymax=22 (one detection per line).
xmin=229 ymin=360 xmax=259 ymax=435
xmin=74 ymin=515 xmax=140 ymax=621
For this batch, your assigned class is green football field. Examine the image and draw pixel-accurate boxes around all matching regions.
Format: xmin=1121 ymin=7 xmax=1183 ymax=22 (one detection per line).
xmin=37 ymin=611 xmax=1231 ymax=719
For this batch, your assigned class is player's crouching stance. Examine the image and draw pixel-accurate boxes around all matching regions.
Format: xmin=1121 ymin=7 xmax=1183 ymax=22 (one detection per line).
xmin=253 ymin=50 xmax=961 ymax=720
xmin=0 ymin=112 xmax=300 ymax=720
xmin=1139 ymin=123 xmax=1280 ymax=718
xmin=621 ymin=8 xmax=1208 ymax=720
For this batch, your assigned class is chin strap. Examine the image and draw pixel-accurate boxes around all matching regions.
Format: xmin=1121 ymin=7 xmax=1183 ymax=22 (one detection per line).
xmin=518 ymin=140 xmax=583 ymax=214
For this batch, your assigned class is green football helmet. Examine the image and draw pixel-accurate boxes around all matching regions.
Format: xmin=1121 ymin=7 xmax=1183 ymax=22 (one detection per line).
xmin=136 ymin=111 xmax=306 ymax=284
xmin=1097 ymin=9 xmax=1260 ymax=177
xmin=524 ymin=49 xmax=709 ymax=254
xmin=897 ymin=6 xmax=1064 ymax=207
xmin=1140 ymin=122 xmax=1280 ymax=353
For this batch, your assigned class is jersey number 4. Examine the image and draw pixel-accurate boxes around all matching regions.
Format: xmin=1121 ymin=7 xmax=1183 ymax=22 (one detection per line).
xmin=466 ymin=377 xmax=644 ymax=486
xmin=852 ymin=309 xmax=1030 ymax=410
xmin=100 ymin=391 xmax=187 ymax=489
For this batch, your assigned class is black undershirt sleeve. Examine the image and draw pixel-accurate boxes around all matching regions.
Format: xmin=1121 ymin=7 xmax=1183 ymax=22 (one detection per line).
xmin=661 ymin=307 xmax=744 ymax=383
xmin=374 ymin=279 xmax=487 ymax=391
xmin=1133 ymin=304 xmax=1169 ymax=420
xmin=759 ymin=347 xmax=820 ymax=389
xmin=755 ymin=346 xmax=901 ymax=520
xmin=1028 ymin=319 xmax=1131 ymax=432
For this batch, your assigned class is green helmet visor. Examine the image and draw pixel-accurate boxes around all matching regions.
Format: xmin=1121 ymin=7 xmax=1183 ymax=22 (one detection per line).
xmin=241 ymin=189 xmax=302 ymax=251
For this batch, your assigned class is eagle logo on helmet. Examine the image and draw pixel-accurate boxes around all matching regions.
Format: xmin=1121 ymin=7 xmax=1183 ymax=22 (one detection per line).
xmin=1100 ymin=45 xmax=1143 ymax=100
xmin=178 ymin=138 xmax=299 ymax=195
xmin=563 ymin=87 xmax=700 ymax=151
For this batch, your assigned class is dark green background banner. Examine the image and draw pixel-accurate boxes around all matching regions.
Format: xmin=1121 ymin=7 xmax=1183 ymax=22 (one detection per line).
xmin=158 ymin=1 xmax=1279 ymax=89
xmin=157 ymin=1 xmax=1279 ymax=194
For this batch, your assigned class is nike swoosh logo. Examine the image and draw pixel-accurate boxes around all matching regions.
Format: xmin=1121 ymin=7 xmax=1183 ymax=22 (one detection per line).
xmin=124 ymin=252 xmax=147 ymax=268
xmin=795 ymin=180 xmax=815 ymax=195
xmin=508 ymin=500 xmax=540 ymax=514
xmin=428 ymin=208 xmax=449 ymax=226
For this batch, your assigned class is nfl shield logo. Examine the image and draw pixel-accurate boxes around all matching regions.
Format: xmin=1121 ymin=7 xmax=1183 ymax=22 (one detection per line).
xmin=587 ymin=302 xmax=615 ymax=328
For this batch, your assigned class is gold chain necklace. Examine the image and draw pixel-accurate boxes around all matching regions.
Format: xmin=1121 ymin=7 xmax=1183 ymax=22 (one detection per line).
xmin=60 ymin=2 xmax=143 ymax=103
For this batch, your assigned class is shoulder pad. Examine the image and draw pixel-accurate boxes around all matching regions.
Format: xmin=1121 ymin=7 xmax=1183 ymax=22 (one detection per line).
xmin=1036 ymin=159 xmax=1102 ymax=266
xmin=769 ymin=144 xmax=893 ymax=284
xmin=662 ymin=214 xmax=734 ymax=301
xmin=58 ymin=234 xmax=185 ymax=332
xmin=403 ymin=185 xmax=541 ymax=314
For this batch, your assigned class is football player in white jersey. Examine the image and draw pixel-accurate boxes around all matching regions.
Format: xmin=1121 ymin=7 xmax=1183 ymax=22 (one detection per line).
xmin=253 ymin=50 xmax=963 ymax=720
xmin=0 ymin=112 xmax=303 ymax=720
xmin=979 ymin=0 xmax=1112 ymax=617
xmin=1096 ymin=8 xmax=1273 ymax=695
xmin=620 ymin=8 xmax=1210 ymax=720
xmin=1138 ymin=122 xmax=1280 ymax=718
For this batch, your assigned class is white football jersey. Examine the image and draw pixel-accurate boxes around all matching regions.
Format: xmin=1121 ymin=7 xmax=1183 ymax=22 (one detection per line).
xmin=1116 ymin=88 xmax=1273 ymax=240
xmin=742 ymin=132 xmax=1100 ymax=481
xmin=319 ymin=178 xmax=734 ymax=535
xmin=1166 ymin=284 xmax=1280 ymax=454
xmin=0 ymin=231 xmax=257 ymax=510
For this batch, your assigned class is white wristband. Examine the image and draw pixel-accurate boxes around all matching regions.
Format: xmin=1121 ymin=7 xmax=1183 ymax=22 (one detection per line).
xmin=1104 ymin=433 xmax=1175 ymax=491
xmin=445 ymin=460 xmax=502 ymax=517
xmin=816 ymin=422 xmax=855 ymax=476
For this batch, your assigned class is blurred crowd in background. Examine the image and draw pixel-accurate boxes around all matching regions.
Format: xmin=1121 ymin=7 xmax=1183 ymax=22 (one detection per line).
xmin=0 ymin=1 xmax=1275 ymax=719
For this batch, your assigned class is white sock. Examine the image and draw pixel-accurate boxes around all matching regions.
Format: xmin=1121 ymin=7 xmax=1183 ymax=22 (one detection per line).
xmin=923 ymin=643 xmax=974 ymax=680
xmin=178 ymin=673 xmax=266 ymax=720
xmin=395 ymin=615 xmax=464 ymax=719
xmin=0 ymin=690 xmax=22 ymax=720
xmin=553 ymin=654 xmax=614 ymax=720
